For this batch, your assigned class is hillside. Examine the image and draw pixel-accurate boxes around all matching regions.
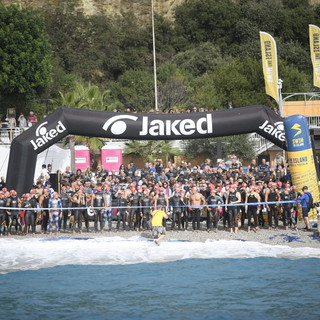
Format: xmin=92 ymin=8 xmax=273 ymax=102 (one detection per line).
xmin=1 ymin=0 xmax=185 ymax=21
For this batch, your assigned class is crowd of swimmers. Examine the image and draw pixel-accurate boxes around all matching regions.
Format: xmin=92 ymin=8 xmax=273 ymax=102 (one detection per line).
xmin=0 ymin=156 xmax=314 ymax=236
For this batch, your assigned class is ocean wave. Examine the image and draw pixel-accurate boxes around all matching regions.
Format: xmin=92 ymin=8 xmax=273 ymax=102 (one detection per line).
xmin=1 ymin=237 xmax=320 ymax=274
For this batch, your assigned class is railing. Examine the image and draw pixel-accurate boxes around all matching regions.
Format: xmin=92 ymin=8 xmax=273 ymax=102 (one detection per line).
xmin=0 ymin=127 xmax=25 ymax=144
xmin=307 ymin=116 xmax=320 ymax=128
xmin=248 ymin=133 xmax=275 ymax=155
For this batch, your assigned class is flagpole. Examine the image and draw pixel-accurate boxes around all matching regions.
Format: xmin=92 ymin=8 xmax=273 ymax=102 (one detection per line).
xmin=151 ymin=0 xmax=158 ymax=112
xmin=278 ymin=78 xmax=283 ymax=117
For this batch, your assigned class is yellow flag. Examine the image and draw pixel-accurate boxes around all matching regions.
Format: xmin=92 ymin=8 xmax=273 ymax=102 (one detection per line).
xmin=259 ymin=32 xmax=279 ymax=103
xmin=309 ymin=24 xmax=320 ymax=88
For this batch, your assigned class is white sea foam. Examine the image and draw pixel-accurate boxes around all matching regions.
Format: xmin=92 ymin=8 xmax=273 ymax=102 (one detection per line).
xmin=1 ymin=237 xmax=320 ymax=274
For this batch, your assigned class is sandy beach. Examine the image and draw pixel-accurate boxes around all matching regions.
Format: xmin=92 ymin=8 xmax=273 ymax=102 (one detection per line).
xmin=4 ymin=220 xmax=320 ymax=249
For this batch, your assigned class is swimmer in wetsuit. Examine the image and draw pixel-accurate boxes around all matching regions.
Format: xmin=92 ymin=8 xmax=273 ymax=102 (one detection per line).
xmin=140 ymin=189 xmax=152 ymax=230
xmin=226 ymin=184 xmax=241 ymax=233
xmin=169 ymin=190 xmax=184 ymax=231
xmin=22 ymin=194 xmax=35 ymax=235
xmin=117 ymin=191 xmax=128 ymax=230
xmin=91 ymin=186 xmax=106 ymax=232
xmin=245 ymin=185 xmax=261 ymax=232
xmin=206 ymin=188 xmax=223 ymax=232
xmin=71 ymin=189 xmax=86 ymax=233
xmin=265 ymin=182 xmax=280 ymax=230
xmin=128 ymin=187 xmax=141 ymax=231
xmin=6 ymin=190 xmax=22 ymax=235
xmin=0 ymin=191 xmax=8 ymax=235
xmin=48 ymin=192 xmax=62 ymax=236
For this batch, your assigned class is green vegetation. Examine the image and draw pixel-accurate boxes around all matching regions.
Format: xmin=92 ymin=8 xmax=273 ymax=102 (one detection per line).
xmin=0 ymin=4 xmax=52 ymax=111
xmin=182 ymin=135 xmax=256 ymax=162
xmin=124 ymin=140 xmax=180 ymax=163
xmin=1 ymin=0 xmax=320 ymax=159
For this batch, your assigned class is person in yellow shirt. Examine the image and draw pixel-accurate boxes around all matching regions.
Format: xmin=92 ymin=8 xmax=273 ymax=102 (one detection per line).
xmin=151 ymin=206 xmax=168 ymax=245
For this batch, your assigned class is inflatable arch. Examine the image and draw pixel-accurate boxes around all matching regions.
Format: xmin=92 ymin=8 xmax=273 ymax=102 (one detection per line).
xmin=7 ymin=105 xmax=286 ymax=195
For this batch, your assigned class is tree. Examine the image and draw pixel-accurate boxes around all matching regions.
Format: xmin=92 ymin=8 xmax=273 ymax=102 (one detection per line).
xmin=174 ymin=0 xmax=240 ymax=48
xmin=108 ymin=70 xmax=154 ymax=112
xmin=0 ymin=4 xmax=52 ymax=101
xmin=182 ymin=135 xmax=255 ymax=162
xmin=124 ymin=140 xmax=180 ymax=163
xmin=58 ymin=81 xmax=118 ymax=169
xmin=172 ymin=42 xmax=228 ymax=76
xmin=58 ymin=81 xmax=118 ymax=111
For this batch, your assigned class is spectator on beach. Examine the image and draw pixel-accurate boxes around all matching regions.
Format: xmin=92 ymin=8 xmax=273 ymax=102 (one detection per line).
xmin=296 ymin=186 xmax=312 ymax=231
xmin=27 ymin=111 xmax=38 ymax=126
xmin=18 ymin=113 xmax=27 ymax=128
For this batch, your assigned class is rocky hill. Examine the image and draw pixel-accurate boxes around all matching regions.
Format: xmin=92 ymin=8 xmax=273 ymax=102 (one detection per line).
xmin=1 ymin=0 xmax=185 ymax=21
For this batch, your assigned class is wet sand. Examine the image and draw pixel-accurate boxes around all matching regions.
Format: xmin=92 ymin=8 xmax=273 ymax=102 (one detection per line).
xmin=4 ymin=220 xmax=320 ymax=249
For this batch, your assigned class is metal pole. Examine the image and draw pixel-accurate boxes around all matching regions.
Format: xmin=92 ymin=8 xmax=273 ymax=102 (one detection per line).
xmin=151 ymin=0 xmax=158 ymax=112
xmin=278 ymin=78 xmax=283 ymax=117
xmin=278 ymin=78 xmax=286 ymax=165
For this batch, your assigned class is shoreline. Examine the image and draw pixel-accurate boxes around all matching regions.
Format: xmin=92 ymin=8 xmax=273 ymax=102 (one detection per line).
xmin=3 ymin=221 xmax=320 ymax=249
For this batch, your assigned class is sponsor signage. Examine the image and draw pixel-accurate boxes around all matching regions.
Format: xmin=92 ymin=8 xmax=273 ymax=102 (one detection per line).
xmin=258 ymin=120 xmax=285 ymax=142
xmin=30 ymin=121 xmax=67 ymax=151
xmin=102 ymin=114 xmax=213 ymax=137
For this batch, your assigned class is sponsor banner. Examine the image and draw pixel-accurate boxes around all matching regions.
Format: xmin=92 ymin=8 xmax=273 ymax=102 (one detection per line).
xmin=7 ymin=105 xmax=286 ymax=195
xmin=105 ymin=157 xmax=119 ymax=163
xmin=284 ymin=115 xmax=311 ymax=152
xmin=75 ymin=157 xmax=86 ymax=164
xmin=259 ymin=32 xmax=279 ymax=103
xmin=284 ymin=115 xmax=320 ymax=203
xmin=287 ymin=149 xmax=319 ymax=202
xmin=102 ymin=113 xmax=213 ymax=137
xmin=309 ymin=24 xmax=320 ymax=88
xmin=257 ymin=120 xmax=285 ymax=142
xmin=30 ymin=120 xmax=67 ymax=151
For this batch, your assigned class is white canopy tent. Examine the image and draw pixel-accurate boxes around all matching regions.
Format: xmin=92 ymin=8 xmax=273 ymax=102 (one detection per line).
xmin=0 ymin=145 xmax=71 ymax=184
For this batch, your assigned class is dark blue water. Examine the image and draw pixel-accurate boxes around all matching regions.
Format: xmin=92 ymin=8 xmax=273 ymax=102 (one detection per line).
xmin=1 ymin=258 xmax=320 ymax=320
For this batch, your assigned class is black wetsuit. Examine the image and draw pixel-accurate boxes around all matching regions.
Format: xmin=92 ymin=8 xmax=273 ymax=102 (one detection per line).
xmin=41 ymin=195 xmax=49 ymax=232
xmin=0 ymin=198 xmax=7 ymax=235
xmin=247 ymin=193 xmax=258 ymax=228
xmin=23 ymin=200 xmax=35 ymax=234
xmin=140 ymin=196 xmax=152 ymax=230
xmin=72 ymin=194 xmax=85 ymax=232
xmin=281 ymin=193 xmax=291 ymax=227
xmin=60 ymin=193 xmax=70 ymax=230
xmin=7 ymin=196 xmax=21 ymax=233
xmin=206 ymin=195 xmax=223 ymax=230
xmin=117 ymin=197 xmax=128 ymax=230
xmin=267 ymin=190 xmax=278 ymax=228
xmin=169 ymin=195 xmax=183 ymax=230
xmin=181 ymin=196 xmax=189 ymax=230
xmin=93 ymin=192 xmax=105 ymax=231
xmin=227 ymin=191 xmax=239 ymax=228
xmin=157 ymin=193 xmax=167 ymax=227
xmin=30 ymin=196 xmax=38 ymax=231
xmin=129 ymin=192 xmax=141 ymax=230
xmin=239 ymin=188 xmax=247 ymax=227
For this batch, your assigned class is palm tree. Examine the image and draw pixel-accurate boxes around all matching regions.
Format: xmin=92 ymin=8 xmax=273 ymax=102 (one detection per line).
xmin=124 ymin=140 xmax=180 ymax=164
xmin=58 ymin=81 xmax=118 ymax=170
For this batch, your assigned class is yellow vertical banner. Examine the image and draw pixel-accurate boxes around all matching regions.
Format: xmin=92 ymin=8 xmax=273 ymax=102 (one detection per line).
xmin=309 ymin=24 xmax=320 ymax=88
xmin=259 ymin=31 xmax=279 ymax=103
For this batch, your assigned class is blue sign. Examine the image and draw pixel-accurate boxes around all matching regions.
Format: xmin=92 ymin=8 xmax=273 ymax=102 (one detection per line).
xmin=284 ymin=115 xmax=311 ymax=152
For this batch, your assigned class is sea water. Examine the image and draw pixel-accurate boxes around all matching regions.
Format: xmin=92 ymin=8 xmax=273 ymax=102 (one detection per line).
xmin=1 ymin=237 xmax=320 ymax=320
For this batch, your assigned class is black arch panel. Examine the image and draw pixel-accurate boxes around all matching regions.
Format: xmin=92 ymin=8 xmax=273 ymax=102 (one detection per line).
xmin=6 ymin=105 xmax=286 ymax=195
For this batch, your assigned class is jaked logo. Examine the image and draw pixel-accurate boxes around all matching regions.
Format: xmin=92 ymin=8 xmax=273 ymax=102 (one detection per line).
xmin=102 ymin=115 xmax=138 ymax=135
xmin=30 ymin=121 xmax=67 ymax=150
xmin=102 ymin=114 xmax=213 ymax=136
xmin=258 ymin=120 xmax=285 ymax=142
